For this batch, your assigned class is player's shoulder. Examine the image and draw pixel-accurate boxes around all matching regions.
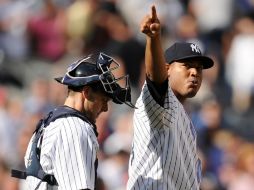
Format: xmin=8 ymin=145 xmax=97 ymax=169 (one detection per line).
xmin=45 ymin=116 xmax=95 ymax=137
xmin=136 ymin=82 xmax=163 ymax=109
xmin=53 ymin=115 xmax=89 ymax=124
xmin=58 ymin=115 xmax=92 ymax=128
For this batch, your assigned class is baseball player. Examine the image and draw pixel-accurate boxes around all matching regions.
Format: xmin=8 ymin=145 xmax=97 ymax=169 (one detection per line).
xmin=127 ymin=5 xmax=214 ymax=190
xmin=12 ymin=52 xmax=135 ymax=190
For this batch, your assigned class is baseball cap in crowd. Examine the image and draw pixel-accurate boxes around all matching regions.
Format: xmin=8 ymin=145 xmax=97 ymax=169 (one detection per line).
xmin=164 ymin=42 xmax=214 ymax=69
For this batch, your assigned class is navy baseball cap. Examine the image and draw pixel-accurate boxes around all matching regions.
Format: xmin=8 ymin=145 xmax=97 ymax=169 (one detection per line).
xmin=164 ymin=42 xmax=214 ymax=69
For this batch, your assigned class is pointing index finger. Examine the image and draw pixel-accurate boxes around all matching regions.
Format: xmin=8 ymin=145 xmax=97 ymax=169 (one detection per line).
xmin=151 ymin=5 xmax=157 ymax=21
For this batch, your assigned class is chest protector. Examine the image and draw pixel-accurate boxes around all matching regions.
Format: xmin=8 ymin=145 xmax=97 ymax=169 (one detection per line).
xmin=11 ymin=106 xmax=98 ymax=186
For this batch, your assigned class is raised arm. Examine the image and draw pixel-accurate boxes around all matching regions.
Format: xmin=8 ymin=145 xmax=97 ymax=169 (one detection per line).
xmin=140 ymin=5 xmax=168 ymax=84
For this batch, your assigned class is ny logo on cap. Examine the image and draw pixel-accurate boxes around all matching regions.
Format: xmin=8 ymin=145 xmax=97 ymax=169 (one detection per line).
xmin=190 ymin=44 xmax=201 ymax=53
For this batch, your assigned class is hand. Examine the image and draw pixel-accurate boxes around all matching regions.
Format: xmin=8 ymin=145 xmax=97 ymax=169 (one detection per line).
xmin=140 ymin=5 xmax=161 ymax=38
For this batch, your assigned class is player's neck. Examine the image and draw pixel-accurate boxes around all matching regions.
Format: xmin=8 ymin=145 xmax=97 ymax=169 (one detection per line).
xmin=64 ymin=93 xmax=84 ymax=112
xmin=177 ymin=96 xmax=185 ymax=104
xmin=171 ymin=89 xmax=186 ymax=104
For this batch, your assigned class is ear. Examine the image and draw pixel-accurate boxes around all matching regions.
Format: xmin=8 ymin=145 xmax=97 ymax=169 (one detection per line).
xmin=82 ymin=86 xmax=96 ymax=102
xmin=165 ymin=63 xmax=170 ymax=70
xmin=165 ymin=63 xmax=171 ymax=76
xmin=82 ymin=86 xmax=90 ymax=99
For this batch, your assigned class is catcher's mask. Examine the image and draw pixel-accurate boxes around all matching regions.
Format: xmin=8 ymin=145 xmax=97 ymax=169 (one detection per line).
xmin=55 ymin=52 xmax=135 ymax=108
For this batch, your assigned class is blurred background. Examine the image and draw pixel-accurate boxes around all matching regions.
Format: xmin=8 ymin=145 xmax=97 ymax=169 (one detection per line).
xmin=0 ymin=0 xmax=254 ymax=189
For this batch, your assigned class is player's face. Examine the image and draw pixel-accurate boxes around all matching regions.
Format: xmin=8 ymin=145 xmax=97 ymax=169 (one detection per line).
xmin=83 ymin=88 xmax=111 ymax=123
xmin=167 ymin=60 xmax=203 ymax=102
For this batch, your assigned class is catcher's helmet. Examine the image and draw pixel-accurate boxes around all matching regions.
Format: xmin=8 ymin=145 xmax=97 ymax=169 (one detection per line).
xmin=55 ymin=52 xmax=135 ymax=108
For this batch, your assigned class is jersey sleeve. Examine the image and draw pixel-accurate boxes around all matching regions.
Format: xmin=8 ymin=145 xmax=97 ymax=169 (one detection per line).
xmin=50 ymin=117 xmax=98 ymax=190
xmin=146 ymin=76 xmax=168 ymax=107
xmin=134 ymin=81 xmax=167 ymax=129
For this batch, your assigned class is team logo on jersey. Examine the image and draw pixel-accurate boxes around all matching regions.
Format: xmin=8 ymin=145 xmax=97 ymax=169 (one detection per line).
xmin=190 ymin=44 xmax=201 ymax=53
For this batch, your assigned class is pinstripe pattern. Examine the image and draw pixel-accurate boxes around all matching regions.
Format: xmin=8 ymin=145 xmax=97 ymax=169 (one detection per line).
xmin=24 ymin=116 xmax=99 ymax=190
xmin=127 ymin=82 xmax=201 ymax=190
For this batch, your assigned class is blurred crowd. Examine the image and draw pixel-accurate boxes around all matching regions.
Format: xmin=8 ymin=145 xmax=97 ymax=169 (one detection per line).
xmin=0 ymin=0 xmax=254 ymax=190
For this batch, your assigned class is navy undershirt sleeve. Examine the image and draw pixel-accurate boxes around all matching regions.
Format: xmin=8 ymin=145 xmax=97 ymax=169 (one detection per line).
xmin=146 ymin=76 xmax=168 ymax=107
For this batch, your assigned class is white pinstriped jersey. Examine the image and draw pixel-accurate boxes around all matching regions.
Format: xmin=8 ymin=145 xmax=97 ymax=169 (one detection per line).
xmin=24 ymin=116 xmax=99 ymax=190
xmin=127 ymin=82 xmax=201 ymax=190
